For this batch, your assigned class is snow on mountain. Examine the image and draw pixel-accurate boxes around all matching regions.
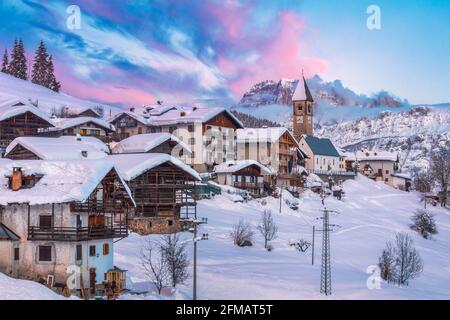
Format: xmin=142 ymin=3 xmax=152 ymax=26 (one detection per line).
xmin=232 ymin=76 xmax=449 ymax=172
xmin=0 ymin=72 xmax=117 ymax=116
xmin=316 ymin=106 xmax=450 ymax=171
xmin=115 ymin=176 xmax=450 ymax=300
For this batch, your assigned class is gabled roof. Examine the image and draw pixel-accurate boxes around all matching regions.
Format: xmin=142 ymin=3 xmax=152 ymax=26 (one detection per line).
xmin=0 ymin=223 xmax=20 ymax=241
xmin=0 ymin=98 xmax=53 ymax=125
xmin=292 ymin=76 xmax=313 ymax=102
xmin=303 ymin=136 xmax=340 ymax=157
xmin=356 ymin=150 xmax=398 ymax=162
xmin=236 ymin=127 xmax=299 ymax=145
xmin=111 ymin=133 xmax=190 ymax=154
xmin=108 ymin=153 xmax=201 ymax=182
xmin=214 ymin=160 xmax=272 ymax=175
xmin=78 ymin=107 xmax=101 ymax=117
xmin=5 ymin=136 xmax=110 ymax=160
xmin=0 ymin=160 xmax=134 ymax=206
xmin=110 ymin=106 xmax=244 ymax=129
xmin=49 ymin=117 xmax=115 ymax=132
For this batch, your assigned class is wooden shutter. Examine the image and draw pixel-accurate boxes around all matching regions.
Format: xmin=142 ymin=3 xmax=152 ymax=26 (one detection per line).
xmin=38 ymin=246 xmax=52 ymax=262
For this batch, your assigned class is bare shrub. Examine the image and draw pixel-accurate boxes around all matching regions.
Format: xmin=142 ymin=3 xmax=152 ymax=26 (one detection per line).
xmin=289 ymin=239 xmax=311 ymax=253
xmin=231 ymin=220 xmax=254 ymax=247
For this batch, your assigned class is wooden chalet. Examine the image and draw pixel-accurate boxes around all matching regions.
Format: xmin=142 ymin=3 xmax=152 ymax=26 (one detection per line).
xmin=109 ymin=105 xmax=244 ymax=172
xmin=0 ymin=100 xmax=54 ymax=149
xmin=0 ymin=159 xmax=135 ymax=296
xmin=4 ymin=136 xmax=109 ymax=160
xmin=108 ymin=153 xmax=201 ymax=234
xmin=40 ymin=117 xmax=115 ymax=143
xmin=236 ymin=127 xmax=307 ymax=187
xmin=214 ymin=160 xmax=272 ymax=196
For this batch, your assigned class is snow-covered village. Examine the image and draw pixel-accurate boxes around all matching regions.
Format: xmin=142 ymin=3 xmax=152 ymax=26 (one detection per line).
xmin=0 ymin=1 xmax=449 ymax=305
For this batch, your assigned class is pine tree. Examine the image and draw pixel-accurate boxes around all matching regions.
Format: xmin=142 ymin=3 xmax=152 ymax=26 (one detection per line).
xmin=8 ymin=39 xmax=28 ymax=80
xmin=46 ymin=55 xmax=60 ymax=92
xmin=32 ymin=40 xmax=49 ymax=86
xmin=1 ymin=49 xmax=8 ymax=73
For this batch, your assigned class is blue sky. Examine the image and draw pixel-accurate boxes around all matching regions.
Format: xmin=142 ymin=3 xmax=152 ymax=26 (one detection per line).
xmin=0 ymin=0 xmax=448 ymax=107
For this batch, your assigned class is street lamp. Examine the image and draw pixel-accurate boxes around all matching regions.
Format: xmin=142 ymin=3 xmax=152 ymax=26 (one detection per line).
xmin=188 ymin=217 xmax=208 ymax=300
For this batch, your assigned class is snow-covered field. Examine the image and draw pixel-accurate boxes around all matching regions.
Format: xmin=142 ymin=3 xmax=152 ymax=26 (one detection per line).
xmin=115 ymin=176 xmax=450 ymax=300
xmin=1 ymin=175 xmax=448 ymax=300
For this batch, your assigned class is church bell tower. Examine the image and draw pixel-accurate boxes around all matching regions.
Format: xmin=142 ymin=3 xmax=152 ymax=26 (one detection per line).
xmin=292 ymin=72 xmax=314 ymax=140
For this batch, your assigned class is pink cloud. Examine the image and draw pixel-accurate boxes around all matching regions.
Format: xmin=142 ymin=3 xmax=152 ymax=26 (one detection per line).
xmin=218 ymin=11 xmax=328 ymax=97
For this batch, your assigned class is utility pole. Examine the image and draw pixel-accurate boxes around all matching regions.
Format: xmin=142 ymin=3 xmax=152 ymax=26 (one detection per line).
xmin=311 ymin=225 xmax=315 ymax=265
xmin=318 ymin=207 xmax=339 ymax=296
xmin=188 ymin=217 xmax=208 ymax=300
xmin=279 ymin=185 xmax=282 ymax=213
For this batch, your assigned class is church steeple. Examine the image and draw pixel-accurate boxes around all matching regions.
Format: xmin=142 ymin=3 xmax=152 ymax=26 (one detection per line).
xmin=292 ymin=71 xmax=314 ymax=139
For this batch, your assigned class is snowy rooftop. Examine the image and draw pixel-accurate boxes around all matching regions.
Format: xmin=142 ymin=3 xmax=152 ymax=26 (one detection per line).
xmin=236 ymin=127 xmax=298 ymax=145
xmin=356 ymin=150 xmax=398 ymax=162
xmin=111 ymin=105 xmax=243 ymax=128
xmin=0 ymin=98 xmax=52 ymax=125
xmin=5 ymin=136 xmax=110 ymax=160
xmin=214 ymin=160 xmax=272 ymax=175
xmin=108 ymin=153 xmax=201 ymax=182
xmin=0 ymin=160 xmax=133 ymax=206
xmin=111 ymin=133 xmax=191 ymax=154
xmin=48 ymin=117 xmax=115 ymax=132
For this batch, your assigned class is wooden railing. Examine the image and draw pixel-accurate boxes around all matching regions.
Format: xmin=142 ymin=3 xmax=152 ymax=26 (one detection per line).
xmin=309 ymin=169 xmax=356 ymax=176
xmin=70 ymin=200 xmax=125 ymax=213
xmin=28 ymin=225 xmax=128 ymax=241
xmin=233 ymin=182 xmax=264 ymax=189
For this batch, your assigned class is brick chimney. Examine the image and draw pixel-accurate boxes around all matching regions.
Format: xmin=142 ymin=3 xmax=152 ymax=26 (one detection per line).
xmin=11 ymin=167 xmax=23 ymax=191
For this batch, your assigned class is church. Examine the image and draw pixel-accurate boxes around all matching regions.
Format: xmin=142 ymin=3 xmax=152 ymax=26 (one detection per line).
xmin=292 ymin=74 xmax=355 ymax=180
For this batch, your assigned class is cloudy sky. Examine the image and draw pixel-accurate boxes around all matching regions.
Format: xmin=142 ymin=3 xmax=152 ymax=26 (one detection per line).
xmin=0 ymin=0 xmax=449 ymax=107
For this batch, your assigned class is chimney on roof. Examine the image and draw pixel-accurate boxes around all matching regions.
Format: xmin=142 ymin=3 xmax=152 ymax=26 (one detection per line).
xmin=130 ymin=107 xmax=135 ymax=113
xmin=193 ymin=106 xmax=197 ymax=111
xmin=11 ymin=167 xmax=23 ymax=191
xmin=81 ymin=150 xmax=88 ymax=158
xmin=180 ymin=111 xmax=186 ymax=117
xmin=157 ymin=100 xmax=163 ymax=105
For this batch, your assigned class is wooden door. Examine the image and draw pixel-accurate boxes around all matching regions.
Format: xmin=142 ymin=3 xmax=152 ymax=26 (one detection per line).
xmin=89 ymin=268 xmax=96 ymax=294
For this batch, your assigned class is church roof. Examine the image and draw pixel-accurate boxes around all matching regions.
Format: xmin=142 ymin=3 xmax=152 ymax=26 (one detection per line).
xmin=292 ymin=76 xmax=313 ymax=102
xmin=303 ymin=136 xmax=340 ymax=157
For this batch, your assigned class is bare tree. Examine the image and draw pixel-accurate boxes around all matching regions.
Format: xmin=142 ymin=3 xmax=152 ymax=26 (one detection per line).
xmin=159 ymin=234 xmax=190 ymax=288
xmin=94 ymin=105 xmax=105 ymax=118
xmin=257 ymin=210 xmax=278 ymax=250
xmin=411 ymin=168 xmax=433 ymax=193
xmin=231 ymin=220 xmax=254 ymax=247
xmin=429 ymin=145 xmax=450 ymax=206
xmin=378 ymin=233 xmax=423 ymax=286
xmin=410 ymin=209 xmax=438 ymax=239
xmin=140 ymin=239 xmax=170 ymax=294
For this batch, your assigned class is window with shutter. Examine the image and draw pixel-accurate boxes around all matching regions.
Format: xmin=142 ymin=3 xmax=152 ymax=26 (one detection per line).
xmin=14 ymin=248 xmax=19 ymax=261
xmin=39 ymin=215 xmax=52 ymax=230
xmin=89 ymin=245 xmax=96 ymax=257
xmin=76 ymin=244 xmax=82 ymax=261
xmin=103 ymin=243 xmax=110 ymax=255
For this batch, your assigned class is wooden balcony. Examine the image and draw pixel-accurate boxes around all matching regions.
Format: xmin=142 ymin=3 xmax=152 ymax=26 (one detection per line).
xmin=70 ymin=200 xmax=126 ymax=213
xmin=233 ymin=181 xmax=264 ymax=189
xmin=27 ymin=225 xmax=128 ymax=241
xmin=310 ymin=169 xmax=357 ymax=177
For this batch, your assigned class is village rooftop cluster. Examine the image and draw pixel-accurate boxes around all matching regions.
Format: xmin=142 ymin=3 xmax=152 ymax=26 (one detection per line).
xmin=0 ymin=75 xmax=413 ymax=298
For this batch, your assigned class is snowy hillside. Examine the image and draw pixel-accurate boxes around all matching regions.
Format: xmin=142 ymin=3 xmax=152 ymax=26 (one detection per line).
xmin=115 ymin=176 xmax=450 ymax=300
xmin=317 ymin=106 xmax=450 ymax=171
xmin=0 ymin=72 xmax=117 ymax=116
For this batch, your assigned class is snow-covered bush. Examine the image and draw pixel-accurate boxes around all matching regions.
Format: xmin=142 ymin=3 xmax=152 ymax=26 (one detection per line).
xmin=257 ymin=210 xmax=278 ymax=250
xmin=378 ymin=233 xmax=423 ymax=286
xmin=231 ymin=220 xmax=254 ymax=247
xmin=410 ymin=209 xmax=438 ymax=239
